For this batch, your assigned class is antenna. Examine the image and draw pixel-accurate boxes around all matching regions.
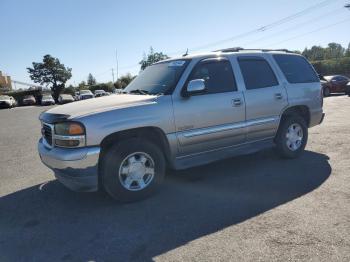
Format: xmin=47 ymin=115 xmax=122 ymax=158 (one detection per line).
xmin=183 ymin=48 xmax=189 ymax=57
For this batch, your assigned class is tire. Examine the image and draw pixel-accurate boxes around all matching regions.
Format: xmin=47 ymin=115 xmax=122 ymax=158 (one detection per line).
xmin=275 ymin=116 xmax=308 ymax=159
xmin=101 ymin=138 xmax=165 ymax=202
xmin=323 ymin=87 xmax=330 ymax=97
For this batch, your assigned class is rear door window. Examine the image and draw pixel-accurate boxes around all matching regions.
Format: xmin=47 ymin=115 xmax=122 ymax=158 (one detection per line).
xmin=273 ymin=54 xmax=319 ymax=83
xmin=238 ymin=57 xmax=278 ymax=90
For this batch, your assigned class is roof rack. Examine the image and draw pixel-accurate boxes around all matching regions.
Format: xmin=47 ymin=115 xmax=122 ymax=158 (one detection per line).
xmin=214 ymin=47 xmax=293 ymax=53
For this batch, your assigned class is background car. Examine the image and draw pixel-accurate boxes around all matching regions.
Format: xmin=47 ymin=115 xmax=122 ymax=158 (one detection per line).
xmin=94 ymin=89 xmax=107 ymax=97
xmin=0 ymin=95 xmax=16 ymax=108
xmin=321 ymin=75 xmax=349 ymax=97
xmin=79 ymin=90 xmax=94 ymax=100
xmin=41 ymin=94 xmax=55 ymax=106
xmin=58 ymin=94 xmax=75 ymax=104
xmin=22 ymin=95 xmax=36 ymax=106
xmin=346 ymin=82 xmax=350 ymax=96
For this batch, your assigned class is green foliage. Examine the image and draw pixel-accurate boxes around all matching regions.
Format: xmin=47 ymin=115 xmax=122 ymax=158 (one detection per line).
xmin=27 ymin=55 xmax=72 ymax=100
xmin=302 ymin=42 xmax=348 ymax=61
xmin=63 ymin=85 xmax=76 ymax=96
xmin=78 ymin=81 xmax=87 ymax=90
xmin=114 ymin=73 xmax=136 ymax=89
xmin=87 ymin=73 xmax=96 ymax=86
xmin=302 ymin=42 xmax=350 ymax=77
xmin=139 ymin=47 xmax=169 ymax=70
xmin=311 ymin=57 xmax=350 ymax=78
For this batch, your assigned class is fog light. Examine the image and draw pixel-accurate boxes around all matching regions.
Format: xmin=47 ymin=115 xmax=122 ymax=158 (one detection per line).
xmin=55 ymin=139 xmax=80 ymax=147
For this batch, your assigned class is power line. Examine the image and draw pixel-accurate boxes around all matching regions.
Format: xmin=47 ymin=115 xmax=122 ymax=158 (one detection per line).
xmin=243 ymin=7 xmax=345 ymax=47
xmin=80 ymin=0 xmax=340 ymax=82
xmin=261 ymin=17 xmax=350 ymax=47
xmin=109 ymin=0 xmax=337 ymax=74
xmin=167 ymin=0 xmax=337 ymax=55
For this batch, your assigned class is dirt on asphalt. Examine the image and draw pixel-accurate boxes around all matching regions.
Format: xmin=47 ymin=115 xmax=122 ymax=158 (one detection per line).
xmin=0 ymin=96 xmax=349 ymax=261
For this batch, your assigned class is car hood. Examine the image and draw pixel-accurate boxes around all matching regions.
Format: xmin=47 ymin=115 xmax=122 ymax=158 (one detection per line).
xmin=44 ymin=94 xmax=158 ymax=120
xmin=0 ymin=99 xmax=10 ymax=103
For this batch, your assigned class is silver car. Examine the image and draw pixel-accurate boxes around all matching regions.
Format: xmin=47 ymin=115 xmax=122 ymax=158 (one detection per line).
xmin=38 ymin=49 xmax=324 ymax=202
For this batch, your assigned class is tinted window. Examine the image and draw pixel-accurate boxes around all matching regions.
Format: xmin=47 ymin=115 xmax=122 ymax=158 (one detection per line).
xmin=238 ymin=57 xmax=278 ymax=89
xmin=274 ymin=54 xmax=319 ymax=83
xmin=188 ymin=59 xmax=237 ymax=94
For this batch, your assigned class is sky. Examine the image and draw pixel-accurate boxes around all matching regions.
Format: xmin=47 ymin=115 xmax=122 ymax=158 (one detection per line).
xmin=1 ymin=0 xmax=349 ymax=88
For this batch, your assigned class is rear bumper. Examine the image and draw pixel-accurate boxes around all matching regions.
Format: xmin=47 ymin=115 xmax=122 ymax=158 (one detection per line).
xmin=38 ymin=138 xmax=100 ymax=192
xmin=309 ymin=109 xmax=325 ymax=127
xmin=319 ymin=113 xmax=325 ymax=124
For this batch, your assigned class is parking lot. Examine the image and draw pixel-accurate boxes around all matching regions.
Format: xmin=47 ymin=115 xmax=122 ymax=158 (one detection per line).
xmin=0 ymin=96 xmax=349 ymax=261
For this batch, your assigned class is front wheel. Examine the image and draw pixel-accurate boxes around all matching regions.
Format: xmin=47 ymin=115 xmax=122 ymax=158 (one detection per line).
xmin=101 ymin=138 xmax=165 ymax=202
xmin=275 ymin=116 xmax=308 ymax=159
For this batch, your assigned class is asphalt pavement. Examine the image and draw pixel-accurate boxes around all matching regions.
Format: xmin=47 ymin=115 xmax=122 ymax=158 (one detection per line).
xmin=0 ymin=97 xmax=349 ymax=262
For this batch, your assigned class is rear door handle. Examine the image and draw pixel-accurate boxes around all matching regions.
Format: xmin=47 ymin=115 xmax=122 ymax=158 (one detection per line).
xmin=232 ymin=98 xmax=242 ymax=107
xmin=275 ymin=93 xmax=283 ymax=100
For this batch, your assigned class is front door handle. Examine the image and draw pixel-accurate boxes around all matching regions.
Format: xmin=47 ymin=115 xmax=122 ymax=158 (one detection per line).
xmin=275 ymin=93 xmax=283 ymax=100
xmin=232 ymin=98 xmax=242 ymax=107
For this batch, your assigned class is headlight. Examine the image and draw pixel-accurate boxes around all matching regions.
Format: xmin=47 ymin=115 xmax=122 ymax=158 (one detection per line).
xmin=54 ymin=122 xmax=86 ymax=148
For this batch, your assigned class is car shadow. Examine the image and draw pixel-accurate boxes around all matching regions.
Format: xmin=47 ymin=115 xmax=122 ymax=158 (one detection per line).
xmin=0 ymin=149 xmax=331 ymax=261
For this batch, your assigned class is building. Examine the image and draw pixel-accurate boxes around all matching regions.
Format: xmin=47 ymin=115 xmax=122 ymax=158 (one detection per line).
xmin=0 ymin=71 xmax=12 ymax=91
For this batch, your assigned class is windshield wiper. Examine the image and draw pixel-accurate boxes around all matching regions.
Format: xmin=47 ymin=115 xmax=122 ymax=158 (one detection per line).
xmin=128 ymin=89 xmax=149 ymax=95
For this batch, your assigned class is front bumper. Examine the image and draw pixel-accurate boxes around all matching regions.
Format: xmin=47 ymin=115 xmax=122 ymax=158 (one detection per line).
xmin=38 ymin=138 xmax=100 ymax=192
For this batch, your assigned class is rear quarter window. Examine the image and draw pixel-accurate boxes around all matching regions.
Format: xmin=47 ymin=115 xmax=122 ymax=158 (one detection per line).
xmin=273 ymin=54 xmax=319 ymax=84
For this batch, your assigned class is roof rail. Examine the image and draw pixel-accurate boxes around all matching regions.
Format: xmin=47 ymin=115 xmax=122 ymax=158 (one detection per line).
xmin=214 ymin=47 xmax=293 ymax=53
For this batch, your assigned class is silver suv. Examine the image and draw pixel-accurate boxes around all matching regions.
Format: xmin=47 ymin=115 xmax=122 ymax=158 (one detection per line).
xmin=38 ymin=48 xmax=324 ymax=202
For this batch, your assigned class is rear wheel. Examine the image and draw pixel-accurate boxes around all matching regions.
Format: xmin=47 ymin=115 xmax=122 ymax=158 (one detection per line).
xmin=101 ymin=138 xmax=165 ymax=202
xmin=323 ymin=87 xmax=330 ymax=97
xmin=275 ymin=116 xmax=308 ymax=159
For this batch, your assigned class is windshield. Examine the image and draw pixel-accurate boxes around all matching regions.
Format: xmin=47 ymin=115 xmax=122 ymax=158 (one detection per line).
xmin=61 ymin=94 xmax=73 ymax=99
xmin=42 ymin=95 xmax=52 ymax=99
xmin=0 ymin=95 xmax=10 ymax=99
xmin=80 ymin=90 xmax=91 ymax=94
xmin=124 ymin=59 xmax=190 ymax=95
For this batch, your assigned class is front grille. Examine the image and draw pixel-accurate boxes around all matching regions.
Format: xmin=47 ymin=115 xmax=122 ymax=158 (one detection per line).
xmin=42 ymin=124 xmax=53 ymax=146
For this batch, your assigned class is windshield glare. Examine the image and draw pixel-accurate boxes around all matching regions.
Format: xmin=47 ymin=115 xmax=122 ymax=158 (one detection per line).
xmin=124 ymin=60 xmax=190 ymax=95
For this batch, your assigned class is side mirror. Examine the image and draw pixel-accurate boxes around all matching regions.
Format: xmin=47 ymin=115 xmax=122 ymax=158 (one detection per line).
xmin=184 ymin=79 xmax=207 ymax=97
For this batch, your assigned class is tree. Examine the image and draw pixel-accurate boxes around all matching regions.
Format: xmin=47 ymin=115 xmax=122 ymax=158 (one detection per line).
xmin=87 ymin=73 xmax=96 ymax=86
xmin=78 ymin=81 xmax=86 ymax=90
xmin=325 ymin=43 xmax=345 ymax=59
xmin=345 ymin=43 xmax=350 ymax=57
xmin=27 ymin=55 xmax=72 ymax=100
xmin=114 ymin=73 xmax=136 ymax=89
xmin=139 ymin=47 xmax=169 ymax=70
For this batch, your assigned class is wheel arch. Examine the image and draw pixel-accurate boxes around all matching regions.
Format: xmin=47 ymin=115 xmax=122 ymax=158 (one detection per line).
xmin=98 ymin=127 xmax=172 ymax=188
xmin=280 ymin=105 xmax=311 ymax=127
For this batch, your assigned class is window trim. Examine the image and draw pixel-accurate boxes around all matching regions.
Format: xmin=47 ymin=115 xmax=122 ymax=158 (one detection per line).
xmin=181 ymin=57 xmax=238 ymax=96
xmin=237 ymin=56 xmax=279 ymax=90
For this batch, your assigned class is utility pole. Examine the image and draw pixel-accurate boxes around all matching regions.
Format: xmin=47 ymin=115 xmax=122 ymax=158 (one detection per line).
xmin=116 ymin=48 xmax=119 ymax=80
xmin=111 ymin=68 xmax=115 ymax=83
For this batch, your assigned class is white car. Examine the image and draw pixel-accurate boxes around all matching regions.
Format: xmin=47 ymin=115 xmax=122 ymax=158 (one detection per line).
xmin=94 ymin=90 xmax=107 ymax=97
xmin=79 ymin=90 xmax=94 ymax=100
xmin=0 ymin=95 xmax=16 ymax=108
xmin=41 ymin=95 xmax=55 ymax=106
